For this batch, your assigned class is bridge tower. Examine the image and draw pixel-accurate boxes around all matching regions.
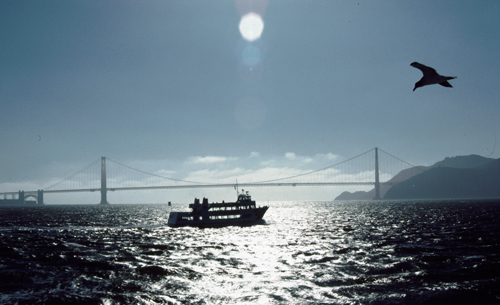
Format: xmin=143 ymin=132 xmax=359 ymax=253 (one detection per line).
xmin=374 ymin=147 xmax=381 ymax=200
xmin=37 ymin=189 xmax=44 ymax=205
xmin=100 ymin=157 xmax=108 ymax=204
xmin=19 ymin=191 xmax=25 ymax=204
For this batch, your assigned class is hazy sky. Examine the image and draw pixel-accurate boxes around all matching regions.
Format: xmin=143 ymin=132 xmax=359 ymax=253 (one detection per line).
xmin=1 ymin=1 xmax=499 ymax=203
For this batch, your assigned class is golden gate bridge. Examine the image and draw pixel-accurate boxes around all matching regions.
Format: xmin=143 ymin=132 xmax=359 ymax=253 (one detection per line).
xmin=0 ymin=148 xmax=418 ymax=204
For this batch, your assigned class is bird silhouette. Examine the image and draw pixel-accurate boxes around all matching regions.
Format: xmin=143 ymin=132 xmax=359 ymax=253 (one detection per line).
xmin=411 ymin=62 xmax=456 ymax=91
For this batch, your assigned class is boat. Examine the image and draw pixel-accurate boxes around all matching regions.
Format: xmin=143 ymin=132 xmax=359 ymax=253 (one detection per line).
xmin=167 ymin=190 xmax=268 ymax=227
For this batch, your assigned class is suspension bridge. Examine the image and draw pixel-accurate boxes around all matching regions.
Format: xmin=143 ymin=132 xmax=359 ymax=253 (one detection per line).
xmin=0 ymin=148 xmax=418 ymax=205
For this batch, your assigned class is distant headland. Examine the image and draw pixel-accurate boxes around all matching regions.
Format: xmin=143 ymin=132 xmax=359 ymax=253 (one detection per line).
xmin=335 ymin=155 xmax=500 ymax=200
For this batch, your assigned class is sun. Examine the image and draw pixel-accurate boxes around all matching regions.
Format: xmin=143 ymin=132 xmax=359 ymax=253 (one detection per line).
xmin=239 ymin=13 xmax=264 ymax=42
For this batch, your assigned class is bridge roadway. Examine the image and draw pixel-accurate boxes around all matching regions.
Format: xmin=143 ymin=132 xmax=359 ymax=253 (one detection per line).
xmin=1 ymin=182 xmax=399 ymax=198
xmin=2 ymin=181 xmax=401 ymax=196
xmin=39 ymin=181 xmax=398 ymax=194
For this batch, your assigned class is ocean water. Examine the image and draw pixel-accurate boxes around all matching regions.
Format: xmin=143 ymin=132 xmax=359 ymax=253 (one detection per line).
xmin=0 ymin=200 xmax=499 ymax=305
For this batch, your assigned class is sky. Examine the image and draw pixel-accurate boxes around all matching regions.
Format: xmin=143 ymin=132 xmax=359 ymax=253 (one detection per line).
xmin=1 ymin=1 xmax=499 ymax=204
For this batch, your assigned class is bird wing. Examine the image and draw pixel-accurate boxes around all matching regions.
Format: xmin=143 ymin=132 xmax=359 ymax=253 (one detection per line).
xmin=410 ymin=62 xmax=438 ymax=76
xmin=439 ymin=80 xmax=453 ymax=88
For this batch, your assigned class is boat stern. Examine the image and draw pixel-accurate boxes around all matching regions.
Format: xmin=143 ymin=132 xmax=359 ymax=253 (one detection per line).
xmin=167 ymin=212 xmax=179 ymax=227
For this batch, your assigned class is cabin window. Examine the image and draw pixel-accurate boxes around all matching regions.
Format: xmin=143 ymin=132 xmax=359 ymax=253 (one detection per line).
xmin=210 ymin=215 xmax=235 ymax=220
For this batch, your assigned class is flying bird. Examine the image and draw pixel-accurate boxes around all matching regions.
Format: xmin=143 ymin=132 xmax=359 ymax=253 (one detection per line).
xmin=410 ymin=62 xmax=456 ymax=91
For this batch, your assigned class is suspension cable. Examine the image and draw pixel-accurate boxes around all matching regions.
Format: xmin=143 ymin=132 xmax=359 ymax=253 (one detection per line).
xmin=44 ymin=158 xmax=101 ymax=190
xmin=106 ymin=158 xmax=212 ymax=185
xmin=250 ymin=148 xmax=376 ymax=183
xmin=377 ymin=148 xmax=425 ymax=172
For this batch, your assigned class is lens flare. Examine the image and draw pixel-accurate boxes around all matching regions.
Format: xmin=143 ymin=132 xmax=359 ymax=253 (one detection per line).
xmin=241 ymin=45 xmax=261 ymax=66
xmin=239 ymin=13 xmax=264 ymax=42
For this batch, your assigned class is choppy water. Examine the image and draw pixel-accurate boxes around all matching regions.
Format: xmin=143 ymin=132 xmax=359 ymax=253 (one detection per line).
xmin=1 ymin=200 xmax=499 ymax=305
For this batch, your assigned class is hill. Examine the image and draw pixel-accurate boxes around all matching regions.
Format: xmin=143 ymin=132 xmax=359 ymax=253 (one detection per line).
xmin=430 ymin=154 xmax=493 ymax=169
xmin=335 ymin=155 xmax=496 ymax=200
xmin=384 ymin=158 xmax=500 ymax=200
xmin=335 ymin=166 xmax=427 ymax=200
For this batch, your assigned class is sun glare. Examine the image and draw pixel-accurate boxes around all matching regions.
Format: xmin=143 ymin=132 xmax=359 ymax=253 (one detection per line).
xmin=239 ymin=13 xmax=264 ymax=42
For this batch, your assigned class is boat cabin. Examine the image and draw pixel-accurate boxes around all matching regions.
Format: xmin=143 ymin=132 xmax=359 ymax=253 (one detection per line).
xmin=237 ymin=192 xmax=252 ymax=203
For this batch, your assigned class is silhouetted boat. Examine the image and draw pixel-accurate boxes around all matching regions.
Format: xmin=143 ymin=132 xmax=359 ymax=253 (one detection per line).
xmin=167 ymin=190 xmax=268 ymax=228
